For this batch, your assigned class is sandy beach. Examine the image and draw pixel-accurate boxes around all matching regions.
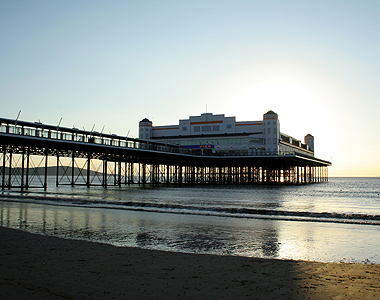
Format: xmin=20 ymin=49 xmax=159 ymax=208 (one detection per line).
xmin=0 ymin=226 xmax=379 ymax=300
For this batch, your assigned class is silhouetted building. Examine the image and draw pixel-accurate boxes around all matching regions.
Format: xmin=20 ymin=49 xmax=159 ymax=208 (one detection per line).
xmin=139 ymin=111 xmax=314 ymax=156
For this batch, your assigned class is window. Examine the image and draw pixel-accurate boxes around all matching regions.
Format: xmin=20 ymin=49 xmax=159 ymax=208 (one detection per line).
xmin=145 ymin=128 xmax=149 ymax=132
xmin=194 ymin=126 xmax=200 ymax=132
xmin=226 ymin=124 xmax=232 ymax=129
xmin=202 ymin=126 xmax=211 ymax=132
xmin=267 ymin=138 xmax=271 ymax=144
xmin=273 ymin=138 xmax=277 ymax=144
xmin=268 ymin=128 xmax=271 ymax=134
xmin=213 ymin=125 xmax=219 ymax=131
xmin=182 ymin=126 xmax=187 ymax=131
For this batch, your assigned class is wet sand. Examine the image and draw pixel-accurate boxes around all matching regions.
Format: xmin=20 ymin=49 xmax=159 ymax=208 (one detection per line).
xmin=0 ymin=226 xmax=379 ymax=300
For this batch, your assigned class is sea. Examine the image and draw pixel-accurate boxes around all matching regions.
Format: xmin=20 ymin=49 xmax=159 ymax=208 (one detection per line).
xmin=1 ymin=177 xmax=379 ymax=264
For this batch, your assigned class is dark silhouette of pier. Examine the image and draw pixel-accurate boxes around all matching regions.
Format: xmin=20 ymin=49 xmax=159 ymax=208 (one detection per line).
xmin=0 ymin=117 xmax=331 ymax=190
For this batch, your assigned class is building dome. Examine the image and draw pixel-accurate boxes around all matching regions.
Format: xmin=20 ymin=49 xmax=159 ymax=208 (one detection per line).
xmin=264 ymin=110 xmax=277 ymax=115
xmin=263 ymin=110 xmax=278 ymax=119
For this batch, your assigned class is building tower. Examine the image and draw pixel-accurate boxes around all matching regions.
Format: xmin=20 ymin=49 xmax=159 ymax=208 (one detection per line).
xmin=139 ymin=118 xmax=153 ymax=140
xmin=304 ymin=134 xmax=314 ymax=152
xmin=263 ymin=110 xmax=280 ymax=154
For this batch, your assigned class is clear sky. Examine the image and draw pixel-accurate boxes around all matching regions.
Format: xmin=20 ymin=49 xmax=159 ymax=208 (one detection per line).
xmin=1 ymin=0 xmax=379 ymax=177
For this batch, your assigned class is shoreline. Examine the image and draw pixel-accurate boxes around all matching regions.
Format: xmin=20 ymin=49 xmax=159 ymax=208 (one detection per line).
xmin=1 ymin=226 xmax=379 ymax=299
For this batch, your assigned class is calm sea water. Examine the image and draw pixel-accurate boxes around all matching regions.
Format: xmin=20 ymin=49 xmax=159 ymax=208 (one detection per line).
xmin=1 ymin=177 xmax=379 ymax=264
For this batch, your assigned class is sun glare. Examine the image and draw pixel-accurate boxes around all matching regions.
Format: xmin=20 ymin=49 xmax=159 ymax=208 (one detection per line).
xmin=231 ymin=79 xmax=322 ymax=122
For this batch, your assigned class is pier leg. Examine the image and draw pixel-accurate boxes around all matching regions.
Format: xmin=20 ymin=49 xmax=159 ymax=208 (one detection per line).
xmin=130 ymin=162 xmax=134 ymax=184
xmin=21 ymin=147 xmax=25 ymax=191
xmin=297 ymin=167 xmax=300 ymax=183
xmin=178 ymin=165 xmax=182 ymax=186
xmin=25 ymin=148 xmax=30 ymax=190
xmin=142 ymin=163 xmax=146 ymax=185
xmin=87 ymin=153 xmax=91 ymax=187
xmin=103 ymin=159 xmax=108 ymax=188
xmin=56 ymin=153 xmax=59 ymax=187
xmin=151 ymin=164 xmax=155 ymax=185
xmin=304 ymin=166 xmax=307 ymax=184
xmin=114 ymin=161 xmax=117 ymax=186
xmin=118 ymin=160 xmax=121 ymax=187
xmin=71 ymin=151 xmax=75 ymax=186
xmin=138 ymin=163 xmax=141 ymax=184
xmin=2 ymin=146 xmax=6 ymax=190
xmin=44 ymin=150 xmax=48 ymax=190
xmin=166 ymin=164 xmax=170 ymax=185
xmin=8 ymin=148 xmax=12 ymax=189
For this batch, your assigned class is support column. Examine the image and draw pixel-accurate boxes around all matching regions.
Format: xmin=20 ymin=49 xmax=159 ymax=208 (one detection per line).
xmin=118 ymin=160 xmax=122 ymax=187
xmin=304 ymin=166 xmax=307 ymax=184
xmin=87 ymin=153 xmax=91 ymax=187
xmin=151 ymin=164 xmax=155 ymax=185
xmin=130 ymin=162 xmax=134 ymax=184
xmin=247 ymin=165 xmax=251 ymax=184
xmin=103 ymin=159 xmax=108 ymax=188
xmin=44 ymin=149 xmax=48 ymax=190
xmin=138 ymin=163 xmax=141 ymax=184
xmin=71 ymin=151 xmax=75 ymax=186
xmin=166 ymin=164 xmax=170 ymax=185
xmin=2 ymin=145 xmax=6 ymax=190
xmin=124 ymin=162 xmax=127 ymax=185
xmin=178 ymin=165 xmax=182 ymax=185
xmin=297 ymin=167 xmax=300 ymax=184
xmin=21 ymin=147 xmax=25 ymax=191
xmin=114 ymin=161 xmax=117 ymax=186
xmin=142 ymin=163 xmax=146 ymax=185
xmin=56 ymin=153 xmax=60 ymax=187
xmin=8 ymin=148 xmax=12 ymax=189
xmin=25 ymin=148 xmax=30 ymax=190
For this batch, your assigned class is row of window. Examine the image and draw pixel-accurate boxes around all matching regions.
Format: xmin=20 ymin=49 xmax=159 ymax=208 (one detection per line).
xmin=193 ymin=125 xmax=220 ymax=132
xmin=265 ymin=121 xmax=277 ymax=126
xmin=165 ymin=137 xmax=265 ymax=146
xmin=182 ymin=124 xmax=233 ymax=132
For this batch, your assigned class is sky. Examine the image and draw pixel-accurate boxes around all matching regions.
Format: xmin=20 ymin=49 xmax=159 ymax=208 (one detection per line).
xmin=1 ymin=0 xmax=379 ymax=177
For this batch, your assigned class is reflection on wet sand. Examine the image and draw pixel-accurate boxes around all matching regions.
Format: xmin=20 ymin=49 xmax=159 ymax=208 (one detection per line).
xmin=0 ymin=200 xmax=280 ymax=257
xmin=0 ymin=200 xmax=379 ymax=263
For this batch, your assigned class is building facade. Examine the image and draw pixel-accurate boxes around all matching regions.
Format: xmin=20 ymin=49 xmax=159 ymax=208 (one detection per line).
xmin=139 ymin=111 xmax=314 ymax=156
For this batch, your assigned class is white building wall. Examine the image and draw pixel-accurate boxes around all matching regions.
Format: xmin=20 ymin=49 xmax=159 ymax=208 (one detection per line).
xmin=138 ymin=111 xmax=314 ymax=156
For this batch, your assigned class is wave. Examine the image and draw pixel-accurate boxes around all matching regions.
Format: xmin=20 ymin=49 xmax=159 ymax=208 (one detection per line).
xmin=1 ymin=193 xmax=379 ymax=225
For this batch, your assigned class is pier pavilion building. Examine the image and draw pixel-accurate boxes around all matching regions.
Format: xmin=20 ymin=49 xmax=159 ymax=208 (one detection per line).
xmin=139 ymin=111 xmax=315 ymax=156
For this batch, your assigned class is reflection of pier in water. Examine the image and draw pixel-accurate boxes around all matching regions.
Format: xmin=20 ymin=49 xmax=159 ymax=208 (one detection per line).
xmin=0 ymin=117 xmax=331 ymax=190
xmin=0 ymin=201 xmax=281 ymax=258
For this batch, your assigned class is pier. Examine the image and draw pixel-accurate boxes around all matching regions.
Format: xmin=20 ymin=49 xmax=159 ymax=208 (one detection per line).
xmin=0 ymin=117 xmax=331 ymax=190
